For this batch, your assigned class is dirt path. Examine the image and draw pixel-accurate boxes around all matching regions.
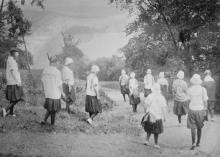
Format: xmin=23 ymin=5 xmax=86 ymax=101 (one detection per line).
xmin=0 ymin=88 xmax=219 ymax=157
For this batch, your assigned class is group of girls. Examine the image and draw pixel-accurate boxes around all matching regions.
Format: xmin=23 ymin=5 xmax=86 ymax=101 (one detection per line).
xmin=119 ymin=68 xmax=216 ymax=150
xmin=2 ymin=49 xmax=102 ymax=126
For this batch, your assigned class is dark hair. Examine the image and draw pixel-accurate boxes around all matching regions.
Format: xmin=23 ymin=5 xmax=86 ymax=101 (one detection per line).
xmin=10 ymin=49 xmax=18 ymax=56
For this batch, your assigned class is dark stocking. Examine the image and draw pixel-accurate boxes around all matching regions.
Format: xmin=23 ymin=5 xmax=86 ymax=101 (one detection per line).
xmin=147 ymin=132 xmax=151 ymax=141
xmin=154 ymin=134 xmax=159 ymax=145
xmin=191 ymin=128 xmax=196 ymax=145
xmin=44 ymin=110 xmax=50 ymax=122
xmin=6 ymin=101 xmax=18 ymax=115
xmin=51 ymin=112 xmax=56 ymax=125
xmin=178 ymin=115 xmax=181 ymax=124
xmin=89 ymin=112 xmax=98 ymax=120
xmin=197 ymin=128 xmax=202 ymax=145
xmin=133 ymin=104 xmax=137 ymax=112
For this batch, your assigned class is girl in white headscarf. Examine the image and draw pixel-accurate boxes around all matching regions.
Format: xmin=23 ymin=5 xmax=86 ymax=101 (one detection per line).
xmin=202 ymin=70 xmax=216 ymax=121
xmin=85 ymin=65 xmax=101 ymax=125
xmin=187 ymin=74 xmax=208 ymax=150
xmin=172 ymin=70 xmax=189 ymax=124
xmin=129 ymin=72 xmax=140 ymax=112
xmin=119 ymin=69 xmax=129 ymax=102
xmin=144 ymin=69 xmax=155 ymax=97
xmin=41 ymin=56 xmax=65 ymax=125
xmin=142 ymin=83 xmax=167 ymax=149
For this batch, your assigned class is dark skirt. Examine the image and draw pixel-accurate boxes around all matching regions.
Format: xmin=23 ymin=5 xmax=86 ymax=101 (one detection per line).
xmin=144 ymin=89 xmax=152 ymax=97
xmin=44 ymin=98 xmax=61 ymax=112
xmin=62 ymin=83 xmax=76 ymax=103
xmin=120 ymin=85 xmax=129 ymax=95
xmin=130 ymin=94 xmax=140 ymax=105
xmin=85 ymin=95 xmax=102 ymax=113
xmin=173 ymin=100 xmax=189 ymax=116
xmin=143 ymin=117 xmax=164 ymax=134
xmin=5 ymin=85 xmax=25 ymax=102
xmin=187 ymin=109 xmax=206 ymax=129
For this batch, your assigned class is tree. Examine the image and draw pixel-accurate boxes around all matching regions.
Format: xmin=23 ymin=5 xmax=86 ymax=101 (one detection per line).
xmin=0 ymin=0 xmax=34 ymax=69
xmin=110 ymin=0 xmax=220 ymax=76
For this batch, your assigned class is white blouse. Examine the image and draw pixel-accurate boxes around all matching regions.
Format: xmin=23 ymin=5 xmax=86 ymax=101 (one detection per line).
xmin=188 ymin=85 xmax=208 ymax=110
xmin=144 ymin=93 xmax=166 ymax=120
xmin=144 ymin=74 xmax=155 ymax=89
xmin=129 ymin=78 xmax=138 ymax=95
xmin=6 ymin=56 xmax=21 ymax=85
xmin=42 ymin=66 xmax=62 ymax=99
xmin=86 ymin=73 xmax=99 ymax=96
xmin=119 ymin=74 xmax=129 ymax=86
xmin=62 ymin=66 xmax=74 ymax=86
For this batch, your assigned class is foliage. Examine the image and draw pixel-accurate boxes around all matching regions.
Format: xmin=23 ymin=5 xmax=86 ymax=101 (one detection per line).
xmin=110 ymin=0 xmax=220 ymax=76
xmin=0 ymin=0 xmax=33 ymax=69
xmin=89 ymin=55 xmax=125 ymax=81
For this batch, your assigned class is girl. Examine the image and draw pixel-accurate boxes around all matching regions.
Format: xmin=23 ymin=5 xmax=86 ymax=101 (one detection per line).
xmin=129 ymin=72 xmax=140 ymax=112
xmin=41 ymin=56 xmax=65 ymax=125
xmin=202 ymin=70 xmax=215 ymax=121
xmin=3 ymin=49 xmax=25 ymax=117
xmin=172 ymin=70 xmax=189 ymax=124
xmin=142 ymin=83 xmax=166 ymax=149
xmin=187 ymin=74 xmax=208 ymax=150
xmin=119 ymin=69 xmax=129 ymax=102
xmin=157 ymin=72 xmax=169 ymax=102
xmin=144 ymin=69 xmax=155 ymax=98
xmin=62 ymin=57 xmax=75 ymax=113
xmin=85 ymin=65 xmax=101 ymax=125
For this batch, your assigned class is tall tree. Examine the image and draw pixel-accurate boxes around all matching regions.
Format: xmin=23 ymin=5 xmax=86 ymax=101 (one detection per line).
xmin=110 ymin=0 xmax=220 ymax=76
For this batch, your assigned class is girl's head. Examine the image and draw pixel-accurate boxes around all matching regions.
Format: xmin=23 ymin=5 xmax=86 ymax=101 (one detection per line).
xmin=91 ymin=65 xmax=100 ymax=74
xmin=121 ymin=69 xmax=126 ymax=75
xmin=146 ymin=69 xmax=152 ymax=74
xmin=190 ymin=74 xmax=202 ymax=85
xmin=10 ymin=49 xmax=19 ymax=59
xmin=130 ymin=72 xmax=135 ymax=79
xmin=177 ymin=70 xmax=184 ymax=79
xmin=64 ymin=57 xmax=74 ymax=67
xmin=204 ymin=70 xmax=211 ymax=76
xmin=159 ymin=72 xmax=165 ymax=78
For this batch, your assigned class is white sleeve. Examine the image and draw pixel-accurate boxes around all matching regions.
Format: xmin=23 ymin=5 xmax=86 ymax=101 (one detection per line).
xmin=203 ymin=88 xmax=208 ymax=101
xmin=7 ymin=57 xmax=16 ymax=71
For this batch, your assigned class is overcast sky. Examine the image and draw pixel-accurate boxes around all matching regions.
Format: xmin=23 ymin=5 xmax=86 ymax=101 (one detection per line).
xmin=21 ymin=0 xmax=130 ymax=68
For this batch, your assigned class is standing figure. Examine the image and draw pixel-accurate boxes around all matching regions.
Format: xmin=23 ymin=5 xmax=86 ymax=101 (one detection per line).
xmin=85 ymin=65 xmax=102 ymax=125
xmin=202 ymin=70 xmax=215 ymax=121
xmin=187 ymin=74 xmax=208 ymax=150
xmin=62 ymin=57 xmax=75 ymax=113
xmin=41 ymin=56 xmax=65 ymax=125
xmin=172 ymin=70 xmax=189 ymax=124
xmin=157 ymin=72 xmax=169 ymax=102
xmin=144 ymin=69 xmax=155 ymax=98
xmin=129 ymin=72 xmax=140 ymax=112
xmin=142 ymin=83 xmax=167 ymax=149
xmin=3 ymin=50 xmax=25 ymax=117
xmin=119 ymin=69 xmax=129 ymax=102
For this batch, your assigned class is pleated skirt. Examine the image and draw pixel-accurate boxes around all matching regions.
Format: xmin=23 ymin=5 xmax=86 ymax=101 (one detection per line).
xmin=173 ymin=100 xmax=189 ymax=116
xmin=6 ymin=85 xmax=25 ymax=102
xmin=44 ymin=98 xmax=61 ymax=112
xmin=143 ymin=117 xmax=164 ymax=134
xmin=85 ymin=95 xmax=102 ymax=113
xmin=187 ymin=109 xmax=206 ymax=129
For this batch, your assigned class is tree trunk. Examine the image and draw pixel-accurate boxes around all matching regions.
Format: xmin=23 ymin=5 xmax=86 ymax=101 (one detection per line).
xmin=22 ymin=35 xmax=30 ymax=71
xmin=0 ymin=0 xmax=4 ymax=14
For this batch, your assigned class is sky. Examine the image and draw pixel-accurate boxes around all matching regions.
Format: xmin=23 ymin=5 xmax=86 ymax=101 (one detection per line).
xmin=21 ymin=0 xmax=131 ymax=68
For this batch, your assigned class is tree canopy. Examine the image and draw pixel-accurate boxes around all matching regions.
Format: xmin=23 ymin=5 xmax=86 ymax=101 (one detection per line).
xmin=110 ymin=0 xmax=220 ymax=77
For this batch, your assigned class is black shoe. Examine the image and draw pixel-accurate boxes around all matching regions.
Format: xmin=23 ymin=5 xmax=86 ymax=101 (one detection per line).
xmin=196 ymin=143 xmax=200 ymax=147
xmin=40 ymin=121 xmax=46 ymax=125
xmin=190 ymin=144 xmax=196 ymax=150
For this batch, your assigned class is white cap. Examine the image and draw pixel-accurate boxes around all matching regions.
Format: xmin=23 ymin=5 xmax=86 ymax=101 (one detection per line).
xmin=177 ymin=70 xmax=184 ymax=79
xmin=159 ymin=72 xmax=165 ymax=78
xmin=147 ymin=69 xmax=152 ymax=74
xmin=64 ymin=57 xmax=74 ymax=66
xmin=130 ymin=72 xmax=135 ymax=78
xmin=91 ymin=65 xmax=100 ymax=73
xmin=190 ymin=74 xmax=202 ymax=85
